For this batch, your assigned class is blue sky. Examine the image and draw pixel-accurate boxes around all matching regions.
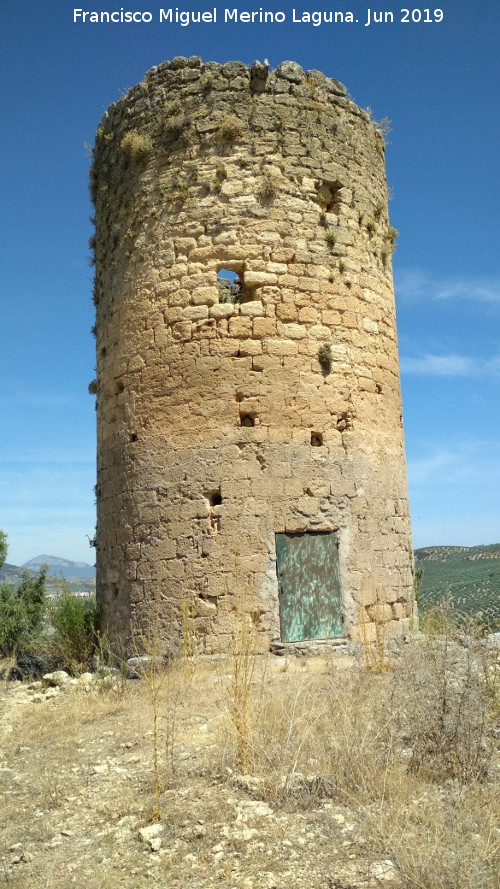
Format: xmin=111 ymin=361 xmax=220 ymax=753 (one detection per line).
xmin=1 ymin=0 xmax=499 ymax=565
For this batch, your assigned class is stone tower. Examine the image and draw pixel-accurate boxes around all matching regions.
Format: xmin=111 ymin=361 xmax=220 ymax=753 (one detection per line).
xmin=91 ymin=58 xmax=414 ymax=653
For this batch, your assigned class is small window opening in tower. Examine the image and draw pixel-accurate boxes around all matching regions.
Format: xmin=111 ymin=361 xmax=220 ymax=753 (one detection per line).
xmin=311 ymin=432 xmax=323 ymax=447
xmin=240 ymin=413 xmax=255 ymax=428
xmin=317 ymin=179 xmax=344 ymax=214
xmin=209 ymin=490 xmax=222 ymax=507
xmin=217 ymin=268 xmax=243 ymax=304
xmin=336 ymin=412 xmax=351 ymax=432
xmin=207 ymin=489 xmax=222 ymax=532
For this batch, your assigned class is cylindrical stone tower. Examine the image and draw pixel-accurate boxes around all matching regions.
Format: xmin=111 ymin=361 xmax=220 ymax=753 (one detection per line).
xmin=91 ymin=57 xmax=414 ymax=654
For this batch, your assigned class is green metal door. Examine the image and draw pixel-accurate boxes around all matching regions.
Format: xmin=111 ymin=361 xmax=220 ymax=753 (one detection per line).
xmin=276 ymin=532 xmax=342 ymax=642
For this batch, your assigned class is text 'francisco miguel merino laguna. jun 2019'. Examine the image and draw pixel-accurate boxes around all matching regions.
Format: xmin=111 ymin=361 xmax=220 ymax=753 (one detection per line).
xmin=73 ymin=8 xmax=445 ymax=26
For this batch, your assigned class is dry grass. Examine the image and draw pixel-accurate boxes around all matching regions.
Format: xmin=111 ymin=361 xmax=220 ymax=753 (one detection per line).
xmin=120 ymin=129 xmax=153 ymax=159
xmin=1 ymin=617 xmax=498 ymax=888
xmin=216 ymin=114 xmax=245 ymax=143
xmin=366 ymin=782 xmax=500 ymax=889
xmin=213 ymin=621 xmax=499 ymax=886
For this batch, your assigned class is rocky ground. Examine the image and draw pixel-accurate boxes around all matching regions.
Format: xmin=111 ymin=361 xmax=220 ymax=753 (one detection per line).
xmin=0 ymin=644 xmax=498 ymax=889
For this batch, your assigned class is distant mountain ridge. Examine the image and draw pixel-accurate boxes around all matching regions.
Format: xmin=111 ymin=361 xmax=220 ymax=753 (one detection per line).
xmin=0 ymin=562 xmax=36 ymax=585
xmin=21 ymin=555 xmax=96 ymax=579
xmin=415 ymin=543 xmax=500 ymax=562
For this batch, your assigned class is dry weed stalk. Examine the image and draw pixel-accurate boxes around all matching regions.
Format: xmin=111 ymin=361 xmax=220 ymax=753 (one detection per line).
xmin=230 ymin=612 xmax=257 ymax=773
xmin=224 ymin=553 xmax=261 ymax=774
xmin=130 ymin=583 xmax=177 ymax=821
xmin=360 ymin=582 xmax=391 ymax=674
xmin=180 ymin=598 xmax=195 ymax=678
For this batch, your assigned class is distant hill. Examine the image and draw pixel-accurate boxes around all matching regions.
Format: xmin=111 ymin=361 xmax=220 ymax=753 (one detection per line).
xmin=0 ymin=562 xmax=37 ymax=586
xmin=415 ymin=544 xmax=500 ymax=629
xmin=22 ymin=555 xmax=96 ymax=580
xmin=0 ymin=556 xmax=96 ymax=595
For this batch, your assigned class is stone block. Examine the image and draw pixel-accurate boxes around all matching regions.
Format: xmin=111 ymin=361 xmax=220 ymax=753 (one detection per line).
xmin=367 ymin=603 xmax=393 ymax=624
xmin=252 ymin=354 xmax=282 ymax=371
xmin=391 ymin=602 xmax=406 ymax=620
xmin=298 ymin=306 xmax=319 ymax=323
xmin=191 ymin=286 xmax=218 ymax=307
xmin=362 ymin=316 xmax=379 ymax=334
xmin=238 ymin=340 xmax=262 ymax=356
xmin=228 ymin=316 xmax=253 ymax=337
xmin=183 ymin=305 xmax=209 ymax=320
xmin=174 ymin=237 xmax=197 ymax=254
xmin=308 ymin=325 xmax=332 ymax=340
xmin=244 ymin=271 xmax=278 ymax=287
xmin=194 ymin=597 xmax=217 ymax=617
xmin=266 ymin=262 xmax=288 ymax=274
xmin=209 ymin=303 xmax=238 ymax=321
xmin=350 ymin=621 xmax=378 ymax=644
xmin=221 ymin=180 xmax=244 ymax=197
xmin=321 ymin=310 xmax=342 ymax=326
xmin=171 ymin=321 xmax=192 ymax=341
xmin=276 ymin=61 xmax=303 ymax=83
xmin=239 ymin=301 xmax=265 ymax=317
xmin=279 ymin=322 xmax=307 ymax=340
xmin=342 ymin=312 xmax=357 ymax=328
xmin=209 ymin=339 xmax=241 ymax=357
xmin=128 ymin=355 xmax=145 ymax=372
xmin=266 ymin=339 xmax=299 ymax=356
xmin=252 ymin=317 xmax=277 ymax=338
xmin=276 ymin=303 xmax=298 ymax=322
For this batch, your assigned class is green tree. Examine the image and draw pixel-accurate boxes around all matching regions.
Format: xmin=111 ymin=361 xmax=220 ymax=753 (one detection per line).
xmin=0 ymin=530 xmax=7 ymax=571
xmin=0 ymin=531 xmax=47 ymax=659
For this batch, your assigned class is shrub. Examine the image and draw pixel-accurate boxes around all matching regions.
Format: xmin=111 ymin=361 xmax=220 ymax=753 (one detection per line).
xmin=384 ymin=225 xmax=399 ymax=252
xmin=317 ymin=343 xmax=332 ymax=374
xmin=325 ymin=230 xmax=336 ymax=249
xmin=393 ymin=605 xmax=496 ymax=785
xmin=199 ymin=72 xmax=213 ymax=92
xmin=258 ymin=176 xmax=279 ymax=203
xmin=217 ymin=114 xmax=245 ymax=143
xmin=163 ymin=114 xmax=189 ymax=141
xmin=120 ymin=129 xmax=153 ymax=159
xmin=0 ymin=567 xmax=47 ymax=659
xmin=47 ymin=581 xmax=100 ymax=673
xmin=211 ymin=164 xmax=227 ymax=192
xmin=372 ymin=117 xmax=391 ymax=156
xmin=163 ymin=98 xmax=183 ymax=117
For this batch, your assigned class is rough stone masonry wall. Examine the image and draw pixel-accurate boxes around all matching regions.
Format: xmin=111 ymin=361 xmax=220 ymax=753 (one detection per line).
xmin=91 ymin=57 xmax=414 ymax=654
